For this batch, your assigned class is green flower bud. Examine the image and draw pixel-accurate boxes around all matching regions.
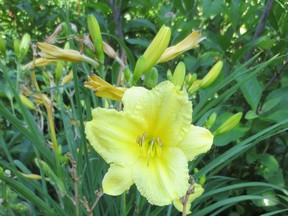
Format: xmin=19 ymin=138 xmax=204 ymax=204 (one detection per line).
xmin=87 ymin=14 xmax=104 ymax=63
xmin=0 ymin=35 xmax=6 ymax=58
xmin=200 ymin=60 xmax=223 ymax=89
xmin=144 ymin=67 xmax=158 ymax=89
xmin=131 ymin=55 xmax=146 ymax=83
xmin=214 ymin=112 xmax=242 ymax=136
xmin=14 ymin=39 xmax=20 ymax=58
xmin=132 ymin=25 xmax=171 ymax=83
xmin=204 ymin=112 xmax=217 ymax=129
xmin=19 ymin=33 xmax=31 ymax=60
xmin=55 ymin=61 xmax=64 ymax=84
xmin=20 ymin=95 xmax=36 ymax=110
xmin=172 ymin=62 xmax=186 ymax=88
xmin=123 ymin=66 xmax=131 ymax=81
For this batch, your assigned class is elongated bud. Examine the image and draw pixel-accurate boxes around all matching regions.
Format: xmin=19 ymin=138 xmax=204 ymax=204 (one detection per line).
xmin=87 ymin=14 xmax=104 ymax=63
xmin=214 ymin=112 xmax=242 ymax=135
xmin=14 ymin=39 xmax=20 ymax=58
xmin=123 ymin=66 xmax=131 ymax=81
xmin=144 ymin=67 xmax=158 ymax=88
xmin=0 ymin=35 xmax=6 ymax=58
xmin=19 ymin=33 xmax=31 ymax=60
xmin=132 ymin=25 xmax=171 ymax=83
xmin=172 ymin=62 xmax=186 ymax=88
xmin=132 ymin=55 xmax=146 ymax=83
xmin=20 ymin=95 xmax=36 ymax=110
xmin=55 ymin=61 xmax=64 ymax=84
xmin=200 ymin=61 xmax=223 ymax=88
xmin=21 ymin=172 xmax=44 ymax=180
xmin=204 ymin=112 xmax=217 ymax=129
xmin=21 ymin=58 xmax=58 ymax=70
xmin=188 ymin=79 xmax=201 ymax=95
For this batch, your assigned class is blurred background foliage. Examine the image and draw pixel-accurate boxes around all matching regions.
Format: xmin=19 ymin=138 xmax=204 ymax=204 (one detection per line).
xmin=0 ymin=0 xmax=288 ymax=215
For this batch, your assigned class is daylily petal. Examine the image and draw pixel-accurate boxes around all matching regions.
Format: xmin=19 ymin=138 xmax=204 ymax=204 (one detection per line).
xmin=178 ymin=125 xmax=213 ymax=161
xmin=132 ymin=81 xmax=192 ymax=147
xmin=85 ymin=108 xmax=145 ymax=165
xmin=122 ymin=86 xmax=148 ymax=112
xmin=103 ymin=164 xmax=133 ymax=195
xmin=132 ymin=147 xmax=189 ymax=206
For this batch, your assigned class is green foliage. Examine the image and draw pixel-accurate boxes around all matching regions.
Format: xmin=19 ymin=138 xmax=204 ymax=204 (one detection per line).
xmin=0 ymin=0 xmax=288 ymax=215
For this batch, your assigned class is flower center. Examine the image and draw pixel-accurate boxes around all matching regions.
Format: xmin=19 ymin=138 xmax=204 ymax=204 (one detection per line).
xmin=136 ymin=133 xmax=163 ymax=165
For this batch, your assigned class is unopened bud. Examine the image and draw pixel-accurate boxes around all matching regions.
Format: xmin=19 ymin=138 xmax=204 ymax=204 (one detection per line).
xmin=144 ymin=67 xmax=158 ymax=88
xmin=132 ymin=25 xmax=171 ymax=83
xmin=14 ymin=40 xmax=20 ymax=58
xmin=204 ymin=112 xmax=217 ymax=129
xmin=172 ymin=62 xmax=186 ymax=88
xmin=185 ymin=73 xmax=197 ymax=86
xmin=20 ymin=95 xmax=36 ymax=110
xmin=200 ymin=61 xmax=223 ymax=89
xmin=123 ymin=67 xmax=131 ymax=81
xmin=55 ymin=61 xmax=64 ymax=84
xmin=214 ymin=112 xmax=242 ymax=135
xmin=0 ymin=35 xmax=6 ymax=58
xmin=132 ymin=55 xmax=146 ymax=83
xmin=188 ymin=79 xmax=201 ymax=95
xmin=19 ymin=33 xmax=31 ymax=60
xmin=87 ymin=14 xmax=104 ymax=63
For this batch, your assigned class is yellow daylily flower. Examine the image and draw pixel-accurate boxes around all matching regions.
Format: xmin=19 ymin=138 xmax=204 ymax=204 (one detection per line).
xmin=173 ymin=183 xmax=204 ymax=214
xmin=84 ymin=74 xmax=127 ymax=101
xmin=159 ymin=31 xmax=205 ymax=63
xmin=37 ymin=42 xmax=99 ymax=68
xmin=85 ymin=81 xmax=213 ymax=206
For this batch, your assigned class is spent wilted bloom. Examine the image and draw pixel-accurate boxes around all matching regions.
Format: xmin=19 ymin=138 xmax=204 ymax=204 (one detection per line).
xmin=159 ymin=31 xmax=204 ymax=63
xmin=21 ymin=58 xmax=58 ymax=70
xmin=37 ymin=42 xmax=99 ymax=68
xmin=173 ymin=183 xmax=204 ymax=213
xmin=85 ymin=81 xmax=213 ymax=205
xmin=84 ymin=74 xmax=126 ymax=101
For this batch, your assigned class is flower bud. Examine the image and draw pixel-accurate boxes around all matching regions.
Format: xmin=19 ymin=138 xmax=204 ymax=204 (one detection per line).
xmin=0 ymin=35 xmax=6 ymax=58
xmin=55 ymin=61 xmax=64 ymax=84
xmin=200 ymin=61 xmax=223 ymax=89
xmin=132 ymin=25 xmax=171 ymax=83
xmin=123 ymin=66 xmax=131 ymax=81
xmin=19 ymin=33 xmax=31 ymax=60
xmin=144 ymin=67 xmax=158 ymax=88
xmin=214 ymin=112 xmax=242 ymax=136
xmin=185 ymin=73 xmax=196 ymax=87
xmin=131 ymin=55 xmax=146 ymax=83
xmin=188 ymin=79 xmax=201 ymax=95
xmin=204 ymin=112 xmax=217 ymax=129
xmin=167 ymin=69 xmax=173 ymax=81
xmin=159 ymin=31 xmax=204 ymax=63
xmin=87 ymin=14 xmax=104 ymax=63
xmin=14 ymin=39 xmax=20 ymax=58
xmin=172 ymin=62 xmax=186 ymax=88
xmin=20 ymin=95 xmax=36 ymax=110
